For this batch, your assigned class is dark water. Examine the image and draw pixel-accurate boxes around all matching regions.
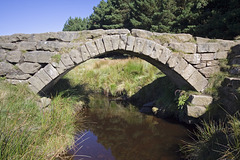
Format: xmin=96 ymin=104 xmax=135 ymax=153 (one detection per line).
xmin=68 ymin=95 xmax=190 ymax=160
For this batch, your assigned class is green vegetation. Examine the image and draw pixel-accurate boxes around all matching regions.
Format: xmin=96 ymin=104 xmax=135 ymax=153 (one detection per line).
xmin=51 ymin=54 xmax=61 ymax=63
xmin=63 ymin=0 xmax=240 ymax=39
xmin=0 ymin=80 xmax=83 ymax=159
xmin=64 ymin=57 xmax=163 ymax=97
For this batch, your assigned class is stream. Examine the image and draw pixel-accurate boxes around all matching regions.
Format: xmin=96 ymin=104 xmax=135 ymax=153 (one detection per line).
xmin=67 ymin=95 xmax=190 ymax=160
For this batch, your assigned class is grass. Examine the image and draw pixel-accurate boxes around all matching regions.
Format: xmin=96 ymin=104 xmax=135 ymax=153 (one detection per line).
xmin=64 ymin=57 xmax=163 ymax=97
xmin=0 ymin=79 xmax=84 ymax=159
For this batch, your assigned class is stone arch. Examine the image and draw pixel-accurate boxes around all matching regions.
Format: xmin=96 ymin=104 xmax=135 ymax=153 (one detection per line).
xmin=28 ymin=35 xmax=208 ymax=94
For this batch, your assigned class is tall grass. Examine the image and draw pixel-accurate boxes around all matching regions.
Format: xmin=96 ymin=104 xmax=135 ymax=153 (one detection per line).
xmin=65 ymin=57 xmax=163 ymax=97
xmin=0 ymin=80 xmax=81 ymax=159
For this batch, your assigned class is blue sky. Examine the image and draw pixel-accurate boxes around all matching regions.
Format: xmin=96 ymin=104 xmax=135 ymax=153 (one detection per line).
xmin=0 ymin=0 xmax=102 ymax=36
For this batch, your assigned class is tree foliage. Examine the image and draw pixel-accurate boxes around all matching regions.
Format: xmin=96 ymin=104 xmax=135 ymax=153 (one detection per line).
xmin=63 ymin=0 xmax=240 ymax=39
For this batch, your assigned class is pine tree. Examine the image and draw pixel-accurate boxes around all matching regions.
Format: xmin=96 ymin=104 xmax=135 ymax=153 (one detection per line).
xmin=63 ymin=17 xmax=89 ymax=31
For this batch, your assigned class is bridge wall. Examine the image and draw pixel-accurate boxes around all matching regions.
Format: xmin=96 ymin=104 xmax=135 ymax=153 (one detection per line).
xmin=0 ymin=29 xmax=238 ymax=94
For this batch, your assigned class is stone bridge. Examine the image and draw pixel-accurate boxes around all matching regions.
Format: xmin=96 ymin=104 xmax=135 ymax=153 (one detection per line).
xmin=0 ymin=29 xmax=238 ymax=94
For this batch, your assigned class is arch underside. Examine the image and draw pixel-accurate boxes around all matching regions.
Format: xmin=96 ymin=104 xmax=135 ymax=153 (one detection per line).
xmin=28 ymin=35 xmax=208 ymax=94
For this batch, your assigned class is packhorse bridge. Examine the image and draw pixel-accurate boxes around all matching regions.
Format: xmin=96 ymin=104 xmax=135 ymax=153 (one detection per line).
xmin=0 ymin=29 xmax=238 ymax=95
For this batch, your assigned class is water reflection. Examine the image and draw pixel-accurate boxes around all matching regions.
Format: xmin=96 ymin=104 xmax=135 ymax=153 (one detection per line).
xmin=69 ymin=95 xmax=189 ymax=160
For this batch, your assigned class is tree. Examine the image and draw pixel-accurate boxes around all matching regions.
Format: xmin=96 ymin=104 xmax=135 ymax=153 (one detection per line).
xmin=63 ymin=17 xmax=89 ymax=31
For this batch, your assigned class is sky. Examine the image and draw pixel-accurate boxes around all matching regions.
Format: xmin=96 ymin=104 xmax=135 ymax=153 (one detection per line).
xmin=0 ymin=0 xmax=102 ymax=36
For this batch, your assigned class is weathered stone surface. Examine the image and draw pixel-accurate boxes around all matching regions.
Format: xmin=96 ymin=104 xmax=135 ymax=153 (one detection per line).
xmin=28 ymin=84 xmax=39 ymax=94
xmin=125 ymin=36 xmax=135 ymax=51
xmin=196 ymin=37 xmax=211 ymax=43
xmin=102 ymin=36 xmax=113 ymax=52
xmin=119 ymin=35 xmax=127 ymax=50
xmin=169 ymin=43 xmax=196 ymax=54
xmin=69 ymin=49 xmax=82 ymax=64
xmin=173 ymin=58 xmax=188 ymax=74
xmin=80 ymin=45 xmax=90 ymax=61
xmin=17 ymin=62 xmax=41 ymax=74
xmin=35 ymin=68 xmax=52 ymax=85
xmin=28 ymin=75 xmax=45 ymax=91
xmin=6 ymin=51 xmax=22 ymax=63
xmin=111 ymin=35 xmax=120 ymax=50
xmin=57 ymin=32 xmax=80 ymax=42
xmin=0 ymin=43 xmax=17 ymax=50
xmin=81 ymin=29 xmax=105 ymax=39
xmin=184 ymin=54 xmax=201 ymax=64
xmin=171 ymin=34 xmax=194 ymax=42
xmin=6 ymin=79 xmax=28 ymax=85
xmin=142 ymin=40 xmax=156 ymax=56
xmin=186 ymin=105 xmax=207 ymax=118
xmin=158 ymin=48 xmax=172 ymax=64
xmin=132 ymin=29 xmax=153 ymax=38
xmin=0 ymin=49 xmax=6 ymax=61
xmin=189 ymin=94 xmax=213 ymax=106
xmin=24 ymin=51 xmax=56 ymax=63
xmin=37 ymin=41 xmax=68 ymax=52
xmin=219 ymin=40 xmax=236 ymax=51
xmin=188 ymin=70 xmax=208 ymax=92
xmin=60 ymin=53 xmax=74 ymax=68
xmin=199 ymin=66 xmax=220 ymax=78
xmin=181 ymin=64 xmax=196 ymax=80
xmin=0 ymin=62 xmax=14 ymax=75
xmin=51 ymin=60 xmax=66 ymax=74
xmin=201 ymin=53 xmax=214 ymax=61
xmin=134 ymin=37 xmax=146 ymax=53
xmin=38 ymin=97 xmax=51 ymax=109
xmin=43 ymin=64 xmax=59 ymax=79
xmin=94 ymin=38 xmax=105 ymax=54
xmin=18 ymin=42 xmax=36 ymax=51
xmin=85 ymin=41 xmax=99 ymax=57
xmin=214 ymin=51 xmax=228 ymax=59
xmin=197 ymin=43 xmax=220 ymax=53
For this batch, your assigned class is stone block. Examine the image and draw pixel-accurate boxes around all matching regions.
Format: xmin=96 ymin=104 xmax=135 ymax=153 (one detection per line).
xmin=187 ymin=70 xmax=208 ymax=92
xmin=35 ymin=68 xmax=52 ymax=85
xmin=189 ymin=94 xmax=213 ymax=106
xmin=186 ymin=105 xmax=207 ymax=118
xmin=167 ymin=53 xmax=181 ymax=68
xmin=158 ymin=48 xmax=172 ymax=64
xmin=43 ymin=64 xmax=59 ymax=79
xmin=17 ymin=62 xmax=41 ymax=74
xmin=28 ymin=84 xmax=39 ymax=94
xmin=181 ymin=64 xmax=196 ymax=80
xmin=111 ymin=35 xmax=120 ymax=50
xmin=150 ymin=44 xmax=164 ymax=60
xmin=51 ymin=60 xmax=66 ymax=74
xmin=214 ymin=51 xmax=228 ymax=59
xmin=0 ymin=49 xmax=6 ymax=61
xmin=119 ymin=35 xmax=127 ymax=50
xmin=80 ymin=45 xmax=90 ymax=61
xmin=173 ymin=58 xmax=188 ymax=75
xmin=125 ymin=36 xmax=135 ymax=51
xmin=106 ymin=29 xmax=130 ymax=35
xmin=197 ymin=43 xmax=220 ymax=53
xmin=133 ymin=37 xmax=146 ymax=53
xmin=196 ymin=37 xmax=211 ymax=43
xmin=28 ymin=75 xmax=45 ymax=91
xmin=131 ymin=29 xmax=153 ymax=38
xmin=69 ymin=49 xmax=83 ymax=64
xmin=57 ymin=32 xmax=81 ymax=42
xmin=142 ymin=40 xmax=156 ymax=56
xmin=0 ymin=43 xmax=17 ymax=50
xmin=24 ymin=51 xmax=56 ymax=63
xmin=6 ymin=79 xmax=28 ymax=85
xmin=94 ymin=38 xmax=105 ymax=54
xmin=0 ymin=62 xmax=13 ymax=76
xmin=169 ymin=42 xmax=196 ymax=54
xmin=60 ymin=53 xmax=74 ymax=68
xmin=85 ymin=41 xmax=99 ymax=57
xmin=6 ymin=51 xmax=22 ymax=63
xmin=6 ymin=72 xmax=31 ymax=80
xmin=207 ymin=60 xmax=219 ymax=67
xmin=18 ymin=42 xmax=36 ymax=51
xmin=219 ymin=40 xmax=236 ymax=51
xmin=199 ymin=66 xmax=220 ymax=78
xmin=171 ymin=34 xmax=194 ymax=42
xmin=194 ymin=62 xmax=206 ymax=69
xmin=102 ymin=36 xmax=113 ymax=52
xmin=81 ymin=29 xmax=105 ymax=39
xmin=183 ymin=54 xmax=201 ymax=64
xmin=201 ymin=53 xmax=214 ymax=61
xmin=37 ymin=41 xmax=68 ymax=52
